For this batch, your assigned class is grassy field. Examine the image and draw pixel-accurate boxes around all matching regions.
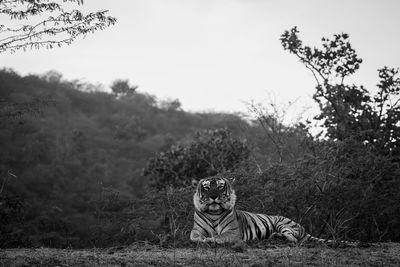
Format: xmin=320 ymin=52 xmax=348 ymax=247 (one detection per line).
xmin=1 ymin=242 xmax=400 ymax=266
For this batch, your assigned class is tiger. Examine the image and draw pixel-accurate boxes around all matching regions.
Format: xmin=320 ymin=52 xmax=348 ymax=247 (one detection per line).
xmin=190 ymin=175 xmax=353 ymax=246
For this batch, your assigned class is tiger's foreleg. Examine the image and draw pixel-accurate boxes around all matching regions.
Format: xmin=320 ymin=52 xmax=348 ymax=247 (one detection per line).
xmin=190 ymin=229 xmax=208 ymax=242
xmin=190 ymin=228 xmax=240 ymax=244
xmin=203 ymin=230 xmax=240 ymax=244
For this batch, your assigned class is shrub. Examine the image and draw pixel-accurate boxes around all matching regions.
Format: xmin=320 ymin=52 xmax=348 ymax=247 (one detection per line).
xmin=143 ymin=128 xmax=250 ymax=189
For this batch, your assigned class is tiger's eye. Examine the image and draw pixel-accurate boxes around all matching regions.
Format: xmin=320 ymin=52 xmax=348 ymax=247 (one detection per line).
xmin=202 ymin=180 xmax=210 ymax=190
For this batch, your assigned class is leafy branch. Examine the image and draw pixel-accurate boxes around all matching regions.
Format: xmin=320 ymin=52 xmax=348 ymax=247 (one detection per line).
xmin=281 ymin=27 xmax=400 ymax=155
xmin=0 ymin=0 xmax=116 ymax=53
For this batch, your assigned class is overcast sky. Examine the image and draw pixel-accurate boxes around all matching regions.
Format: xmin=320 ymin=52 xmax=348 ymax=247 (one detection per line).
xmin=1 ymin=0 xmax=400 ymax=117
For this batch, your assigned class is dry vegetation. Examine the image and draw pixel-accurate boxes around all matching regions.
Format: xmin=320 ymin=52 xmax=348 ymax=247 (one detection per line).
xmin=1 ymin=242 xmax=400 ymax=267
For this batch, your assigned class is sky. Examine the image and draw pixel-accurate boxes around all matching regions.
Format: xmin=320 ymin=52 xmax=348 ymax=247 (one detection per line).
xmin=1 ymin=0 xmax=400 ymax=119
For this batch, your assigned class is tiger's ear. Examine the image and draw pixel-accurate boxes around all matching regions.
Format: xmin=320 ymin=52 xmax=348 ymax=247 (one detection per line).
xmin=191 ymin=179 xmax=199 ymax=188
xmin=226 ymin=177 xmax=236 ymax=185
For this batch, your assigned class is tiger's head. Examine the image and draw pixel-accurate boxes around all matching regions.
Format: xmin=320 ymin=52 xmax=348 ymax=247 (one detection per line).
xmin=193 ymin=176 xmax=236 ymax=215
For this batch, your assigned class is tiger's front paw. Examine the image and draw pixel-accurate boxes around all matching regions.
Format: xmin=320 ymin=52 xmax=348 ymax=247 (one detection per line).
xmin=204 ymin=237 xmax=216 ymax=243
xmin=191 ymin=235 xmax=208 ymax=243
xmin=204 ymin=237 xmax=227 ymax=245
xmin=271 ymin=232 xmax=287 ymax=241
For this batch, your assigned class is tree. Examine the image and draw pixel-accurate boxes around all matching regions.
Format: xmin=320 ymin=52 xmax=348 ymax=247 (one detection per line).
xmin=110 ymin=79 xmax=138 ymax=97
xmin=0 ymin=0 xmax=116 ymax=53
xmin=280 ymin=27 xmax=400 ymax=156
xmin=247 ymin=98 xmax=311 ymax=164
xmin=280 ymin=28 xmax=400 ymax=241
xmin=159 ymin=98 xmax=182 ymax=111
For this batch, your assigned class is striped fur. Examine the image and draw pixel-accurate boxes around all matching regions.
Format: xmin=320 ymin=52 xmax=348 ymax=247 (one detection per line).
xmin=190 ymin=176 xmax=349 ymax=245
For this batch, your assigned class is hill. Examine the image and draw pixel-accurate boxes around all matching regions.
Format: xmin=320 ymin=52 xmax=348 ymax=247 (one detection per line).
xmin=0 ymin=68 xmax=251 ymax=247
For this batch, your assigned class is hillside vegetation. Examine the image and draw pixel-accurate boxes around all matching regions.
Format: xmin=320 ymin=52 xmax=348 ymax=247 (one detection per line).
xmin=1 ymin=27 xmax=400 ymax=250
xmin=0 ymin=68 xmax=254 ymax=247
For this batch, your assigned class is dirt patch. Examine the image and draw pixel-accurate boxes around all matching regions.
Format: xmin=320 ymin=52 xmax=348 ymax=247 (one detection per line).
xmin=1 ymin=243 xmax=399 ymax=266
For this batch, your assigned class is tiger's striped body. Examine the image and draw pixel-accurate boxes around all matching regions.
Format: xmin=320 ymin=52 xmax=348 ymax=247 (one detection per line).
xmin=190 ymin=176 xmax=342 ymax=245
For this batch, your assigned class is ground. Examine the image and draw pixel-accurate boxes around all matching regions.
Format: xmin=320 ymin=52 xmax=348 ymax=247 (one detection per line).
xmin=1 ymin=242 xmax=400 ymax=266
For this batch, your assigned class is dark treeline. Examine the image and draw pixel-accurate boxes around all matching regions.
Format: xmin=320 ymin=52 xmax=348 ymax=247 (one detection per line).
xmin=1 ymin=27 xmax=400 ymax=248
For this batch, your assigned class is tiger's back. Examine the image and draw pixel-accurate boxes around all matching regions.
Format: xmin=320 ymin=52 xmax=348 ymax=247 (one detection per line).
xmin=236 ymin=210 xmax=317 ymax=243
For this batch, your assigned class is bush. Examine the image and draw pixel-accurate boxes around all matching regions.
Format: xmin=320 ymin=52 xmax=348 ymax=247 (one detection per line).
xmin=143 ymin=128 xmax=250 ymax=189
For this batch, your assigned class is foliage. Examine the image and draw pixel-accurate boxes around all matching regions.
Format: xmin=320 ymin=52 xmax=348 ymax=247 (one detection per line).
xmin=128 ymin=186 xmax=194 ymax=247
xmin=143 ymin=128 xmax=251 ymax=189
xmin=158 ymin=98 xmax=182 ymax=111
xmin=280 ymin=27 xmax=400 ymax=157
xmin=247 ymin=100 xmax=312 ymax=164
xmin=0 ymin=0 xmax=116 ymax=53
xmin=0 ymin=171 xmax=25 ymax=247
xmin=110 ymin=79 xmax=137 ymax=97
xmin=241 ymin=139 xmax=400 ymax=242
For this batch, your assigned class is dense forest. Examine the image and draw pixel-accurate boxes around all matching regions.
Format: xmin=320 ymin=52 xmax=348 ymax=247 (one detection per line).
xmin=1 ymin=27 xmax=400 ymax=248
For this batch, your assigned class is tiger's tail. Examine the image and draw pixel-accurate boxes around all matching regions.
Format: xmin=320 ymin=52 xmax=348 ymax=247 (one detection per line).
xmin=302 ymin=234 xmax=358 ymax=247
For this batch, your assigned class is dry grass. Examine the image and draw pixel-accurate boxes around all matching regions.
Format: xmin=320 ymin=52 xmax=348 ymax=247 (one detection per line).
xmin=1 ymin=242 xmax=400 ymax=266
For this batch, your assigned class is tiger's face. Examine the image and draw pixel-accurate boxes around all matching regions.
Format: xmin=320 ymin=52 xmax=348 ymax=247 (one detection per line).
xmin=193 ymin=176 xmax=236 ymax=214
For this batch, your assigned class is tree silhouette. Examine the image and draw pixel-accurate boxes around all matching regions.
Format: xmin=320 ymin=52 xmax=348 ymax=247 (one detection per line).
xmin=110 ymin=79 xmax=138 ymax=97
xmin=0 ymin=0 xmax=116 ymax=53
xmin=281 ymin=27 xmax=400 ymax=156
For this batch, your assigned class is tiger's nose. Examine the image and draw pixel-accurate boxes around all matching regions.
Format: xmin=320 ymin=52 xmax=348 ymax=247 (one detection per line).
xmin=208 ymin=187 xmax=219 ymax=200
xmin=209 ymin=194 xmax=218 ymax=201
